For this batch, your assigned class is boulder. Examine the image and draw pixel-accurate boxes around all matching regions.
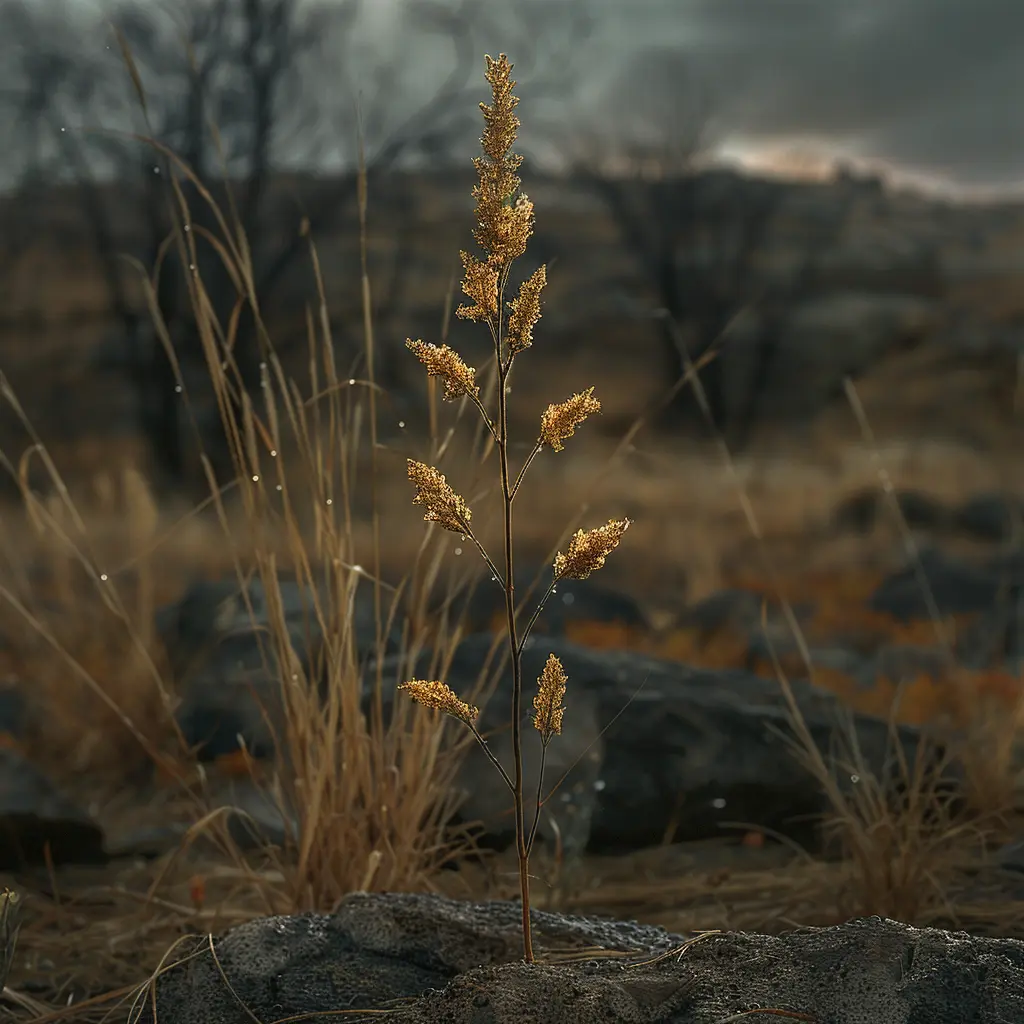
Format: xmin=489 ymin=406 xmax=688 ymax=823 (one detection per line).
xmin=134 ymin=891 xmax=1024 ymax=1024
xmin=429 ymin=636 xmax=940 ymax=852
xmin=167 ymin=574 xmax=399 ymax=759
xmin=0 ymin=747 xmax=105 ymax=868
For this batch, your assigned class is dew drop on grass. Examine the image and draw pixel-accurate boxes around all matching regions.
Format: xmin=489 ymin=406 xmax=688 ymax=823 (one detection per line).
xmin=349 ymin=378 xmax=356 ymax=385
xmin=454 ymin=547 xmax=463 ymax=556
xmin=326 ymin=498 xmax=332 ymax=505
xmin=398 ymin=421 xmax=406 ymax=429
xmin=99 ymin=574 xmax=108 ymax=582
xmin=174 ymin=385 xmax=182 ymax=393
xmin=850 ymin=774 xmax=861 ymax=784
xmin=251 ymin=475 xmax=259 ymax=482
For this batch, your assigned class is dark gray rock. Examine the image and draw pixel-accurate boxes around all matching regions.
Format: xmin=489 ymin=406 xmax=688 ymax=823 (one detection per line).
xmin=832 ymin=488 xmax=951 ymax=535
xmin=0 ymin=748 xmax=105 ymax=867
xmin=954 ymin=493 xmax=1024 ymax=543
xmin=135 ymin=891 xmax=1024 ymax=1024
xmin=167 ymin=574 xmax=400 ymax=759
xmin=464 ymin=572 xmax=650 ymax=636
xmin=106 ymin=777 xmax=295 ymax=859
xmin=869 ymin=547 xmax=1024 ymax=622
xmin=436 ymin=635 xmax=938 ymax=852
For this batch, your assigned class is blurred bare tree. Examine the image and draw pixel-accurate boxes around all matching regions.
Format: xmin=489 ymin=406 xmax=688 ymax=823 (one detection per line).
xmin=0 ymin=0 xmax=591 ymax=486
xmin=570 ymin=46 xmax=858 ymax=445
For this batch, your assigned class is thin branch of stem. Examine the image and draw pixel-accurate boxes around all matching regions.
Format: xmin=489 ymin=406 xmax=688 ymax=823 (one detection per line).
xmin=467 ymin=392 xmax=500 ymax=444
xmin=510 ymin=440 xmax=543 ymax=503
xmin=518 ymin=577 xmax=558 ymax=656
xmin=463 ymin=526 xmax=505 ymax=590
xmin=466 ymin=722 xmax=516 ymax=795
xmin=525 ymin=742 xmax=549 ymax=855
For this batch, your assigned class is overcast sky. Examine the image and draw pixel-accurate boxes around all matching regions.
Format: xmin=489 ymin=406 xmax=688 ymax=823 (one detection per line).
xmin=39 ymin=0 xmax=1024 ymax=195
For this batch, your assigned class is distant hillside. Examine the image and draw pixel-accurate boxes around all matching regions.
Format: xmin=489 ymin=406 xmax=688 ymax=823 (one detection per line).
xmin=2 ymin=166 xmax=1024 ymax=471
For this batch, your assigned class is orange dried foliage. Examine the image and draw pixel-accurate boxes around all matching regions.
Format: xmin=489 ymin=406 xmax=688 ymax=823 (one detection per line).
xmin=563 ymin=619 xmax=646 ymax=651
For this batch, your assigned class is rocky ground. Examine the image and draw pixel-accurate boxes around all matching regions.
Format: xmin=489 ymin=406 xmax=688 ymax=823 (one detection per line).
xmin=3 ymin=458 xmax=1024 ymax=1020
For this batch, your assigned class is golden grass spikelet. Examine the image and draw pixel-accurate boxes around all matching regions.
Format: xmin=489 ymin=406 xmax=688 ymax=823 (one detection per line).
xmin=469 ymin=55 xmax=534 ymax=265
xmin=533 ymin=654 xmax=567 ymax=743
xmin=399 ymin=680 xmax=479 ymax=725
xmin=554 ymin=518 xmax=632 ymax=580
xmin=405 ymin=340 xmax=480 ymax=401
xmin=456 ymin=252 xmax=499 ymax=322
xmin=481 ymin=53 xmax=520 ymax=165
xmin=407 ymin=459 xmax=472 ymax=534
xmin=541 ymin=387 xmax=601 ymax=451
xmin=507 ymin=264 xmax=547 ymax=354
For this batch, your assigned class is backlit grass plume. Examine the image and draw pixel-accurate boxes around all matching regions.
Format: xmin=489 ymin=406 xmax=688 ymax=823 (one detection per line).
xmin=401 ymin=53 xmax=631 ymax=963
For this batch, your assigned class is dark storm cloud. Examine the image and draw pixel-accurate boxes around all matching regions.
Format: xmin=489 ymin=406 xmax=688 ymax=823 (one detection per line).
xmin=612 ymin=0 xmax=1024 ymax=187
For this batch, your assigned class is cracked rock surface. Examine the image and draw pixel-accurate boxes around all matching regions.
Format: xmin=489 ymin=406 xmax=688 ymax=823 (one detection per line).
xmin=135 ymin=891 xmax=1024 ymax=1024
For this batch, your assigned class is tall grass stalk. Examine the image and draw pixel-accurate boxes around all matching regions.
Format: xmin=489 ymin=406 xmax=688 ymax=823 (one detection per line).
xmin=398 ymin=54 xmax=631 ymax=963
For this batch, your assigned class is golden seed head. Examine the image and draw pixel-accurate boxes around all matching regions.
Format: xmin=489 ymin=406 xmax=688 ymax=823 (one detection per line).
xmin=407 ymin=459 xmax=472 ymax=534
xmin=399 ymin=679 xmax=479 ymax=725
xmin=533 ymin=653 xmax=567 ymax=743
xmin=507 ymin=264 xmax=547 ymax=354
xmin=540 ymin=387 xmax=601 ymax=452
xmin=468 ymin=55 xmax=534 ymax=266
xmin=405 ymin=339 xmax=479 ymax=401
xmin=455 ymin=251 xmax=500 ymax=323
xmin=481 ymin=54 xmax=520 ymax=164
xmin=553 ymin=518 xmax=632 ymax=580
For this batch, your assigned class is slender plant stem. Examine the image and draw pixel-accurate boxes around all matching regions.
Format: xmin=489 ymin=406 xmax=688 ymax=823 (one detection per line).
xmin=496 ymin=334 xmax=534 ymax=965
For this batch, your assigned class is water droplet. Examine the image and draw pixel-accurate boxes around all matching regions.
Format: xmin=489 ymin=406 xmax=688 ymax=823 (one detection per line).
xmin=99 ymin=573 xmax=108 ymax=582
xmin=398 ymin=420 xmax=406 ymax=429
xmin=174 ymin=385 xmax=182 ymax=393
xmin=348 ymin=378 xmax=356 ymax=385
xmin=251 ymin=475 xmax=259 ymax=482
xmin=276 ymin=484 xmax=283 ymax=492
xmin=454 ymin=547 xmax=463 ymax=556
xmin=562 ymin=592 xmax=575 ymax=605
xmin=491 ymin=575 xmax=497 ymax=581
xmin=460 ymin=535 xmax=467 ymax=541
xmin=270 ymin=450 xmax=277 ymax=457
xmin=712 ymin=797 xmax=726 ymax=809
xmin=326 ymin=498 xmax=333 ymax=505
xmin=593 ymin=779 xmax=606 ymax=792
xmin=551 ymin=587 xmax=557 ymax=593
xmin=352 ymin=565 xmax=363 ymax=573
xmin=850 ymin=774 xmax=861 ymax=784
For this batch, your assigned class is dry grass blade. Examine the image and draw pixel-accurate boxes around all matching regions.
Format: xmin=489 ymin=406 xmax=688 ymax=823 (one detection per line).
xmin=714 ymin=1012 xmax=816 ymax=1023
xmin=0 ymin=889 xmax=23 ymax=993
